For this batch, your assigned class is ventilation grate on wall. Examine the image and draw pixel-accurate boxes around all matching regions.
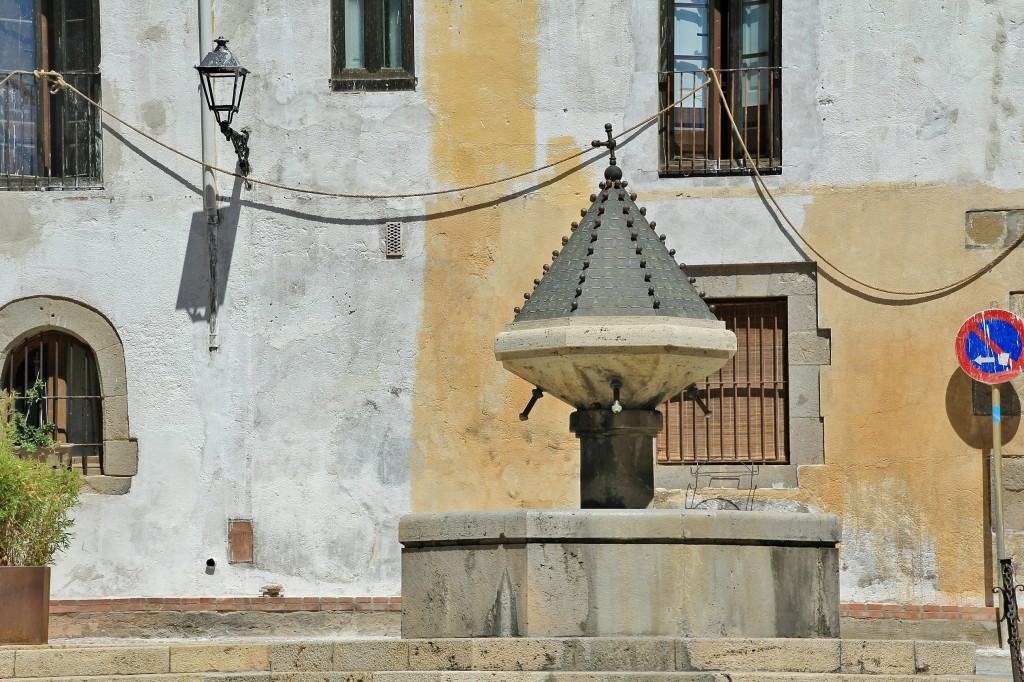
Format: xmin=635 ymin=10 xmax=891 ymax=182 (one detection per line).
xmin=385 ymin=222 xmax=404 ymax=258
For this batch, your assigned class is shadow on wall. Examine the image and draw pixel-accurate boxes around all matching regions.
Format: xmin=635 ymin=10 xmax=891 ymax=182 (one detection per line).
xmin=945 ymin=367 xmax=1020 ymax=448
xmin=175 ymin=175 xmax=244 ymax=322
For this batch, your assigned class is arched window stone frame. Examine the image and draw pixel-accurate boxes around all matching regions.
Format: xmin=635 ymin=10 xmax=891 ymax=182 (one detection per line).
xmin=0 ymin=297 xmax=136 ymax=495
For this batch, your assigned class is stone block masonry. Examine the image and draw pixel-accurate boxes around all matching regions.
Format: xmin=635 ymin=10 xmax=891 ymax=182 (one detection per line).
xmin=0 ymin=637 xmax=978 ymax=679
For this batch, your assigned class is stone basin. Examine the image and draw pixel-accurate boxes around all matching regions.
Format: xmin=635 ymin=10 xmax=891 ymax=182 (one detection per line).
xmin=400 ymin=508 xmax=841 ymax=639
xmin=494 ymin=315 xmax=737 ymax=410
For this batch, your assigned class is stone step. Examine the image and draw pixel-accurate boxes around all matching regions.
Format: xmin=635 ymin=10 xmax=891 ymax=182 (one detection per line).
xmin=0 ymin=673 xmax=1007 ymax=682
xmin=0 ymin=638 xmax=978 ymax=679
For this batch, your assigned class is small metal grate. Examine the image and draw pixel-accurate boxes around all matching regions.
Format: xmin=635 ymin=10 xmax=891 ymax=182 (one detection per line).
xmin=385 ymin=222 xmax=403 ymax=258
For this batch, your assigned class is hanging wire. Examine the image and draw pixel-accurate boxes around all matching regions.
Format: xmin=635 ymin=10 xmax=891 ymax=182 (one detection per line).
xmin=2 ymin=68 xmax=1020 ymax=299
xmin=0 ymin=69 xmax=706 ymax=200
xmin=706 ymin=68 xmax=1022 ymax=298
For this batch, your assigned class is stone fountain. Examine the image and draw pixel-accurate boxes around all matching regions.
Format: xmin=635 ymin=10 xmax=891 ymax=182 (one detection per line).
xmin=400 ymin=127 xmax=840 ymax=640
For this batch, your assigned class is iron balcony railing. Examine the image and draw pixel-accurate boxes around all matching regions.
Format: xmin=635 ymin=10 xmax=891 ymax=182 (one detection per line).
xmin=660 ymin=67 xmax=781 ymax=176
xmin=0 ymin=71 xmax=102 ymax=190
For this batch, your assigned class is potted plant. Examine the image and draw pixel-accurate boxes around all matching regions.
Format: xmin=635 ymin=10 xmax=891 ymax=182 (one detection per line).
xmin=0 ymin=390 xmax=80 ymax=644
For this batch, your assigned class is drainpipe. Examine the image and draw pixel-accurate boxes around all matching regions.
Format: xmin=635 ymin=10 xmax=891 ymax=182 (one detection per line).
xmin=199 ymin=0 xmax=220 ymax=352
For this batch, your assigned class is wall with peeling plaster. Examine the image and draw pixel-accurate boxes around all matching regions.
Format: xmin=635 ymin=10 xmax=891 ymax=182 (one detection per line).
xmin=409 ymin=0 xmax=1024 ymax=612
xmin=1 ymin=0 xmax=1022 ymax=607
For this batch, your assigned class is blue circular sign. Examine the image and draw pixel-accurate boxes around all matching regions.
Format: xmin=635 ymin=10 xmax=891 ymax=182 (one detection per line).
xmin=956 ymin=310 xmax=1024 ymax=384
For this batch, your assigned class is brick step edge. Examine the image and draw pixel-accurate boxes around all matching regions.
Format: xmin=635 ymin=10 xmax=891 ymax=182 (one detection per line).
xmin=47 ymin=598 xmax=997 ymax=622
xmin=49 ymin=596 xmax=403 ymax=614
xmin=840 ymin=603 xmax=997 ymax=622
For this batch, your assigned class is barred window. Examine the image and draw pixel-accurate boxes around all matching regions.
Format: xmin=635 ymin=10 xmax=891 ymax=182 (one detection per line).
xmin=0 ymin=0 xmax=102 ymax=190
xmin=661 ymin=0 xmax=781 ymax=176
xmin=658 ymin=298 xmax=788 ymax=463
xmin=3 ymin=331 xmax=103 ymax=473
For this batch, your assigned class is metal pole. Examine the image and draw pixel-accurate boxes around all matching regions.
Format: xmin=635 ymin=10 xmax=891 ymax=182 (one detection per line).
xmin=995 ymin=381 xmax=1006 ymax=562
xmin=988 ymin=300 xmax=1024 ymax=682
xmin=199 ymin=0 xmax=220 ymax=351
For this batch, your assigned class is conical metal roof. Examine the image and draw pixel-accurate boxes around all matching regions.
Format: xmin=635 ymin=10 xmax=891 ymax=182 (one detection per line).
xmin=512 ymin=166 xmax=715 ymax=323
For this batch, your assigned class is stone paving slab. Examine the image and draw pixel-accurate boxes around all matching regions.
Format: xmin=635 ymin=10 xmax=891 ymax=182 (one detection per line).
xmin=0 ymin=672 xmax=1005 ymax=682
xmin=1 ymin=637 xmax=980 ymax=679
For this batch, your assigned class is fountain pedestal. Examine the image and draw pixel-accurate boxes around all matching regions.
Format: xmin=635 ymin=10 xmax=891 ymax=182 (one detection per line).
xmin=571 ymin=409 xmax=662 ymax=509
xmin=400 ymin=509 xmax=840 ymax=639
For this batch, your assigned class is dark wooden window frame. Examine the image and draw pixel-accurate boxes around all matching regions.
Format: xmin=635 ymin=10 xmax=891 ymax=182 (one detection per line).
xmin=0 ymin=0 xmax=102 ymax=190
xmin=330 ymin=0 xmax=416 ymax=92
xmin=658 ymin=0 xmax=782 ymax=177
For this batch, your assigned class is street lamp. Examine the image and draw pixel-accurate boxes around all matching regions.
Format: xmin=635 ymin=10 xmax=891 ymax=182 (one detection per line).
xmin=196 ymin=37 xmax=252 ymax=179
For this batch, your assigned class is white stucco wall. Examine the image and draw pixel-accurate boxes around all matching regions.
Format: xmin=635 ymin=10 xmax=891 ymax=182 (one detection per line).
xmin=0 ymin=0 xmax=432 ymax=598
xmin=0 ymin=0 xmax=1021 ymax=600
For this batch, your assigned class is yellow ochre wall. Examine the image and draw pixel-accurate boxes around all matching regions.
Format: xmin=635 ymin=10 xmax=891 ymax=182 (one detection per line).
xmin=411 ymin=0 xmax=583 ymax=511
xmin=799 ymin=184 xmax=1024 ymax=604
xmin=410 ymin=1 xmax=1024 ymax=605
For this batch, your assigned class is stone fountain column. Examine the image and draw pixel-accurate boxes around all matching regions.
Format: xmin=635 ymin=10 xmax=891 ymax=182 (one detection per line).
xmin=571 ymin=409 xmax=662 ymax=508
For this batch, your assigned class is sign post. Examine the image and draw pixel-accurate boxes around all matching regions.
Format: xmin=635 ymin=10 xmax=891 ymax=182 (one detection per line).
xmin=956 ymin=306 xmax=1024 ymax=682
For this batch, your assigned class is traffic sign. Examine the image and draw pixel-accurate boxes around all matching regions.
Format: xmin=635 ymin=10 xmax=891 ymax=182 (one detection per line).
xmin=955 ymin=309 xmax=1024 ymax=384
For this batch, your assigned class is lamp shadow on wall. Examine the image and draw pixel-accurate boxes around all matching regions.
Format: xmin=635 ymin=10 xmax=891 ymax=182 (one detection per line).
xmin=175 ymin=175 xmax=243 ymax=322
xmin=103 ymin=125 xmax=240 ymax=322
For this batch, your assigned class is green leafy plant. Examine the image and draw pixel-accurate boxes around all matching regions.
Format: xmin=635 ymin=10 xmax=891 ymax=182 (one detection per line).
xmin=9 ymin=380 xmax=57 ymax=453
xmin=0 ymin=391 xmax=80 ymax=566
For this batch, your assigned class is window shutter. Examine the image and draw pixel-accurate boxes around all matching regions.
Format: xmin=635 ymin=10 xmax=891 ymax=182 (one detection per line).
xmin=658 ymin=298 xmax=788 ymax=464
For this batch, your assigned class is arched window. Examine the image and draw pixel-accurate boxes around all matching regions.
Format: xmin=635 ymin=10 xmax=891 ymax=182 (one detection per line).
xmin=2 ymin=331 xmax=103 ymax=472
xmin=0 ymin=296 xmax=135 ymax=494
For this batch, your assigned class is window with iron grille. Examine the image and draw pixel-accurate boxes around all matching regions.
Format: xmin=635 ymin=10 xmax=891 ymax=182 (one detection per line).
xmin=331 ymin=0 xmax=415 ymax=92
xmin=0 ymin=0 xmax=102 ymax=190
xmin=2 ymin=331 xmax=103 ymax=473
xmin=658 ymin=298 xmax=788 ymax=464
xmin=660 ymin=0 xmax=781 ymax=176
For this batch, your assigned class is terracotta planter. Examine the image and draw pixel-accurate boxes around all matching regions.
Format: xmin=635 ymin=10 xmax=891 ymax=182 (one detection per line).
xmin=0 ymin=566 xmax=50 ymax=644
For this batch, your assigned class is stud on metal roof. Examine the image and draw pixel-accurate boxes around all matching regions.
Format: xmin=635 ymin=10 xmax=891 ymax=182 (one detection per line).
xmin=512 ymin=124 xmax=715 ymax=323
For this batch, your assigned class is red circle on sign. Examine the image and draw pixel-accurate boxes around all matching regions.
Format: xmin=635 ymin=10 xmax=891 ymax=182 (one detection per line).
xmin=955 ymin=309 xmax=1024 ymax=384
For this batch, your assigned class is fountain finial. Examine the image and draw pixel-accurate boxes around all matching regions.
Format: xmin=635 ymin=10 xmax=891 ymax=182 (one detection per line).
xmin=591 ymin=122 xmax=622 ymax=181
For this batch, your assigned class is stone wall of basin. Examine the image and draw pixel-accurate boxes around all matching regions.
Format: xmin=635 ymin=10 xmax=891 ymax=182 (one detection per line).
xmin=400 ymin=509 xmax=840 ymax=639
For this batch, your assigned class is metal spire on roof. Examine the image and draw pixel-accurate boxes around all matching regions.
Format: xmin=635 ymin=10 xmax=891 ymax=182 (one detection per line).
xmin=510 ymin=124 xmax=714 ymax=324
xmin=591 ymin=122 xmax=621 ymax=180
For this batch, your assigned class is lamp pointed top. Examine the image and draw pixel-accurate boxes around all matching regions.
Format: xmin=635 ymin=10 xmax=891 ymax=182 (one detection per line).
xmin=198 ymin=37 xmax=248 ymax=73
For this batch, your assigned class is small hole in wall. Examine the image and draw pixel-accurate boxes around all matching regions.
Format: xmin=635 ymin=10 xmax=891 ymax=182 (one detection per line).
xmin=205 ymin=558 xmax=216 ymax=575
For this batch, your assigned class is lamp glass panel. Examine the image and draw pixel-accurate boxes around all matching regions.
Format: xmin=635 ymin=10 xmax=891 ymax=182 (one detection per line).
xmin=206 ymin=72 xmax=240 ymax=114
